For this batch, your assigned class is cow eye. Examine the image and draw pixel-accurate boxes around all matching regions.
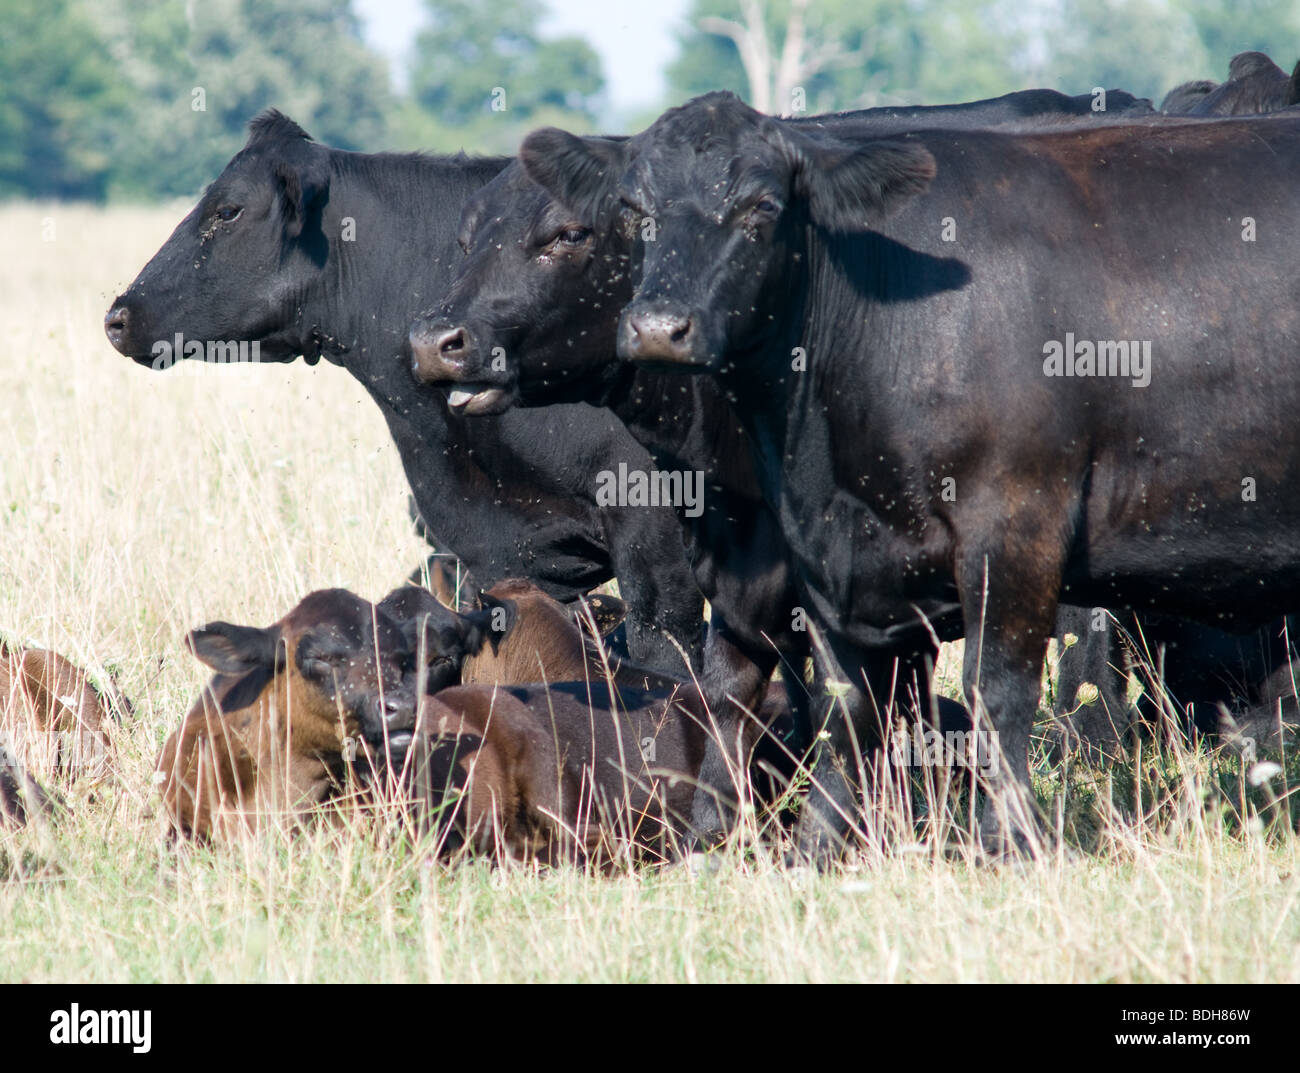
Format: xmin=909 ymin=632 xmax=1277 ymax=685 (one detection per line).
xmin=751 ymin=197 xmax=781 ymax=218
xmin=216 ymin=206 xmax=242 ymax=223
xmin=557 ymin=227 xmax=591 ymax=247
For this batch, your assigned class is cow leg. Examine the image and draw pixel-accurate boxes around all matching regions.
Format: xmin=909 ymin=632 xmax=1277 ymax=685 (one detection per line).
xmin=793 ymin=637 xmax=938 ymax=863
xmin=792 ymin=642 xmax=869 ymax=863
xmin=1050 ymin=605 xmax=1130 ymax=759
xmin=957 ymin=543 xmax=1061 ymax=859
xmin=688 ymin=615 xmax=780 ymax=844
xmin=600 ymin=510 xmax=705 ymax=674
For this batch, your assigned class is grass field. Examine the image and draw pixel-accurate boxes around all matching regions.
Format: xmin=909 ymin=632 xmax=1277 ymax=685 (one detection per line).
xmin=0 ymin=203 xmax=1297 ymax=983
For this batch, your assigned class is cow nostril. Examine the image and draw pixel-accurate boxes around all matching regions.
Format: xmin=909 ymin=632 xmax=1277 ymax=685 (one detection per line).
xmin=437 ymin=327 xmax=467 ymax=356
xmin=104 ymin=306 xmax=130 ymax=342
xmin=669 ymin=317 xmax=691 ymax=345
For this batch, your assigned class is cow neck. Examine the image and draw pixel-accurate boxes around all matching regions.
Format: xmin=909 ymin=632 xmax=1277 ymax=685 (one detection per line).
xmin=302 ymin=151 xmax=508 ymax=385
xmin=710 ymin=238 xmax=812 ymax=507
xmin=605 ymin=365 xmax=743 ymax=481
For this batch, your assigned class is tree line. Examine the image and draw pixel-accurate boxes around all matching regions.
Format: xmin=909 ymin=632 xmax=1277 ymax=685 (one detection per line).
xmin=2 ymin=0 xmax=1296 ymax=201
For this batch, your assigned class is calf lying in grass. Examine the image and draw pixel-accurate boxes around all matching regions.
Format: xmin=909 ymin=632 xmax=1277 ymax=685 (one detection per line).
xmin=387 ymin=680 xmax=798 ymax=865
xmin=366 ymin=579 xmax=801 ymax=863
xmin=0 ymin=641 xmax=129 ymax=779
xmin=157 ymin=589 xmax=423 ymax=841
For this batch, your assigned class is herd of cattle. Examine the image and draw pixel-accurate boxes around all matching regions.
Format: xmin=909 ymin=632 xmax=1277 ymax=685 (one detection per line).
xmin=4 ymin=50 xmax=1300 ymax=864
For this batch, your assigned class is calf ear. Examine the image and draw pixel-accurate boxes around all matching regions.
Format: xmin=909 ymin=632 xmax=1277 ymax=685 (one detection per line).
xmin=520 ymin=129 xmax=624 ymax=226
xmin=273 ymin=154 xmax=330 ymax=239
xmin=186 ymin=622 xmax=281 ymax=675
xmin=790 ymin=134 xmax=935 ymax=233
xmin=471 ymin=593 xmax=519 ymax=654
xmin=575 ymin=594 xmax=626 ymax=638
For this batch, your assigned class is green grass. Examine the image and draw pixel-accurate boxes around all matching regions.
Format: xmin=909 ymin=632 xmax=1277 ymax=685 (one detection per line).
xmin=1 ymin=202 xmax=1297 ymax=983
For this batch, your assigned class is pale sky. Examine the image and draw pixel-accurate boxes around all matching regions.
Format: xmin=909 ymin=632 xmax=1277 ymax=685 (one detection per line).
xmin=354 ymin=0 xmax=693 ymax=123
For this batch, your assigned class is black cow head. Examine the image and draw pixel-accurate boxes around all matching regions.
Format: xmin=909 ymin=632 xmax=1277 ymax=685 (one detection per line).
xmin=520 ymin=92 xmax=935 ymax=371
xmin=105 ymin=110 xmax=332 ymax=368
xmin=408 ymin=153 xmax=635 ymax=415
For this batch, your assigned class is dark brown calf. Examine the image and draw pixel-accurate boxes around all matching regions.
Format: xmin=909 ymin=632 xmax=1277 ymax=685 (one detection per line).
xmin=400 ymin=679 xmax=793 ymax=865
xmin=157 ymin=589 xmax=420 ymax=841
xmin=378 ymin=577 xmax=642 ymax=691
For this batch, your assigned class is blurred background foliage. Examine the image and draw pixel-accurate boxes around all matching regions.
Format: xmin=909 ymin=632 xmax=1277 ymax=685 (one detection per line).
xmin=1 ymin=0 xmax=1296 ymax=200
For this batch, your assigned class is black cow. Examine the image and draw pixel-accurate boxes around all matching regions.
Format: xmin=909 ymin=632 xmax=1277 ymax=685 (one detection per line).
xmin=411 ymin=157 xmax=818 ymax=829
xmin=519 ymin=94 xmax=1300 ymax=859
xmin=412 ymin=152 xmax=1036 ymax=839
xmin=407 ymin=93 xmax=1196 ymax=843
xmin=1169 ymin=52 xmax=1300 ymax=116
xmin=103 ymin=111 xmax=702 ymax=672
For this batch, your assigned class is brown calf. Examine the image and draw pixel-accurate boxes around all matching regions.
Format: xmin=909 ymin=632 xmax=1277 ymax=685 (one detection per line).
xmin=0 ymin=641 xmax=127 ymax=780
xmin=156 ymin=589 xmax=421 ymax=841
xmin=380 ymin=577 xmax=654 ymax=690
xmin=391 ymin=678 xmax=797 ymax=865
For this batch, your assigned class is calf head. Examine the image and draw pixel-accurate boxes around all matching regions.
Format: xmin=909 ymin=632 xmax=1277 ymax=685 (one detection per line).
xmin=460 ymin=578 xmax=626 ymax=685
xmin=520 ymin=92 xmax=935 ymax=371
xmin=105 ymin=110 xmax=332 ymax=367
xmin=186 ymin=588 xmax=418 ymax=756
xmin=376 ymin=584 xmax=489 ymax=697
xmin=408 ymin=153 xmax=635 ymax=414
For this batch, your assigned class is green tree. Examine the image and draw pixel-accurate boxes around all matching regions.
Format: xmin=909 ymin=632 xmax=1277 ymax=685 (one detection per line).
xmin=92 ymin=0 xmax=392 ymax=199
xmin=1183 ymin=0 xmax=1300 ymax=83
xmin=0 ymin=0 xmax=127 ymax=199
xmin=402 ymin=0 xmax=604 ymax=153
xmin=0 ymin=0 xmax=392 ymax=201
xmin=1041 ymin=0 xmax=1210 ymax=103
xmin=666 ymin=0 xmax=1025 ymax=116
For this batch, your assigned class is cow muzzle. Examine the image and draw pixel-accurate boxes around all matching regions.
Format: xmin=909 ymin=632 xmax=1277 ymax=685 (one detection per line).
xmin=408 ymin=321 xmax=514 ymax=416
xmin=618 ymin=305 xmax=706 ymax=366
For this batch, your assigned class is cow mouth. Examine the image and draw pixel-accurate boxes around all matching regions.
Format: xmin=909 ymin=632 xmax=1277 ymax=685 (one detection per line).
xmin=384 ymin=730 xmax=414 ymax=751
xmin=445 ymin=383 xmax=513 ymax=415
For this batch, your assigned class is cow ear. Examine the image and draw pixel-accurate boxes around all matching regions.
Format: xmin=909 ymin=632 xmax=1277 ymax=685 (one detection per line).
xmin=575 ymin=594 xmax=626 ymax=638
xmin=789 ymin=133 xmax=935 ymax=233
xmin=187 ymin=622 xmax=281 ymax=675
xmin=472 ymin=592 xmax=519 ymax=654
xmin=273 ymin=154 xmax=329 ymax=238
xmin=520 ymin=129 xmax=624 ymax=226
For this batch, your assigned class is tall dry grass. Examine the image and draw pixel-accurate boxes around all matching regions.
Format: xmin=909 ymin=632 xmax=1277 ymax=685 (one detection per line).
xmin=0 ymin=202 xmax=1297 ymax=983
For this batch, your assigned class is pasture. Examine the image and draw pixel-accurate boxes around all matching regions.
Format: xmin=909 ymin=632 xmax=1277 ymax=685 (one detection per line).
xmin=1 ymin=202 xmax=1297 ymax=984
